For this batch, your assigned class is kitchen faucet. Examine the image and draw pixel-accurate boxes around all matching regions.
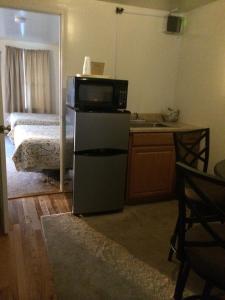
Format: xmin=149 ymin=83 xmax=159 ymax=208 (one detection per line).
xmin=134 ymin=112 xmax=139 ymax=120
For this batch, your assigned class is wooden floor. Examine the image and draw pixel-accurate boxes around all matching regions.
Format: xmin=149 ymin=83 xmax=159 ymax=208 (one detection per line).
xmin=0 ymin=193 xmax=72 ymax=300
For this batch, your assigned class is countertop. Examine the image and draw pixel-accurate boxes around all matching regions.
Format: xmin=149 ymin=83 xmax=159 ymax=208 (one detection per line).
xmin=130 ymin=121 xmax=203 ymax=133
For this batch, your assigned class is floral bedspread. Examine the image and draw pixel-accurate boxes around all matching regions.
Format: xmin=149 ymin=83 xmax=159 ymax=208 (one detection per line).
xmin=12 ymin=125 xmax=73 ymax=171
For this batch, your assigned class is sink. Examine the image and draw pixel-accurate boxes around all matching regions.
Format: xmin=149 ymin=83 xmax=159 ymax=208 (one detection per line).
xmin=130 ymin=120 xmax=169 ymax=128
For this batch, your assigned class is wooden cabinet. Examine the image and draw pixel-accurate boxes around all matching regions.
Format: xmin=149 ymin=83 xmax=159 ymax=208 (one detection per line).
xmin=127 ymin=132 xmax=176 ymax=203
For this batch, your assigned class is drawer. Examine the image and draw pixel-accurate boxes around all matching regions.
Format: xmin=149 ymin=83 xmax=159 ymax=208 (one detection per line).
xmin=132 ymin=132 xmax=174 ymax=146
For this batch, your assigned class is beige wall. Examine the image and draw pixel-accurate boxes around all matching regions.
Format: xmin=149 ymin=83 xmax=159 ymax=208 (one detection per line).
xmin=115 ymin=7 xmax=181 ymax=113
xmin=64 ymin=1 xmax=116 ymax=79
xmin=0 ymin=39 xmax=59 ymax=114
xmin=174 ymin=0 xmax=225 ymax=171
xmin=0 ymin=0 xmax=181 ymax=114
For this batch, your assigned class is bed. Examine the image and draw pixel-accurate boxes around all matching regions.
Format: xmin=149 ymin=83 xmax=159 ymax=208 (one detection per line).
xmin=12 ymin=125 xmax=73 ymax=171
xmin=10 ymin=112 xmax=60 ymax=129
xmin=8 ymin=112 xmax=60 ymax=141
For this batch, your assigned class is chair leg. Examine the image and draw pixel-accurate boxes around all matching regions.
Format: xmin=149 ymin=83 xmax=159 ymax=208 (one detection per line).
xmin=168 ymin=218 xmax=179 ymax=261
xmin=200 ymin=282 xmax=213 ymax=300
xmin=174 ymin=261 xmax=190 ymax=300
xmin=187 ymin=209 xmax=195 ymax=230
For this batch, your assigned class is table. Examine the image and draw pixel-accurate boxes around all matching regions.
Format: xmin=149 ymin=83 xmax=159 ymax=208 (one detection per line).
xmin=214 ymin=159 xmax=225 ymax=179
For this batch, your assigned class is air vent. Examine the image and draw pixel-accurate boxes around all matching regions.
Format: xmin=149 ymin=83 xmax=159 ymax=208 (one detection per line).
xmin=166 ymin=15 xmax=183 ymax=34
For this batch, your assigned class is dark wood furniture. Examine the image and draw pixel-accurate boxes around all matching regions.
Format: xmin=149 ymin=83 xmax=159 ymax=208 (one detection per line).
xmin=173 ymin=128 xmax=209 ymax=172
xmin=126 ymin=132 xmax=176 ymax=203
xmin=174 ymin=162 xmax=225 ymax=300
xmin=168 ymin=128 xmax=210 ymax=261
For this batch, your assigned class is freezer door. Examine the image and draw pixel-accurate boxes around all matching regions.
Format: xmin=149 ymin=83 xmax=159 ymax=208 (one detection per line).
xmin=73 ymin=153 xmax=127 ymax=214
xmin=75 ymin=112 xmax=130 ymax=151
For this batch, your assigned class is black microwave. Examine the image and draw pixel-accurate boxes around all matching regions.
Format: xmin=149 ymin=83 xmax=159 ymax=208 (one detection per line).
xmin=66 ymin=76 xmax=128 ymax=111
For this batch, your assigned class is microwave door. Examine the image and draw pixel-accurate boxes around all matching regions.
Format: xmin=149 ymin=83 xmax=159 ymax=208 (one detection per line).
xmin=78 ymin=82 xmax=113 ymax=110
xmin=67 ymin=76 xmax=128 ymax=111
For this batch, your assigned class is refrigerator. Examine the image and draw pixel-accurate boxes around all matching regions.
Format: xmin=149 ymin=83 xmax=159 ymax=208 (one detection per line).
xmin=65 ymin=108 xmax=130 ymax=215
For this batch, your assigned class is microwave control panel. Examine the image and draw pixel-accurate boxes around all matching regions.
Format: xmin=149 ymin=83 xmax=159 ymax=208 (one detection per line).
xmin=118 ymin=86 xmax=128 ymax=108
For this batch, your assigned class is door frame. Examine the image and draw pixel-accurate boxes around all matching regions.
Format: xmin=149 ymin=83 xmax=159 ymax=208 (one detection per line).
xmin=0 ymin=6 xmax=65 ymax=233
xmin=59 ymin=13 xmax=65 ymax=192
xmin=0 ymin=134 xmax=8 ymax=234
xmin=0 ymin=51 xmax=9 ymax=233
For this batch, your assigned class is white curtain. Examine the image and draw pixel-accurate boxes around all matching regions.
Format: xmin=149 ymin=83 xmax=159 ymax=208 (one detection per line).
xmin=5 ymin=46 xmax=25 ymax=113
xmin=24 ymin=49 xmax=51 ymax=113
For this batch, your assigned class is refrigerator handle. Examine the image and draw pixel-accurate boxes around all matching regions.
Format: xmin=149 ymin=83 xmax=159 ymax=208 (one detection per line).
xmin=75 ymin=148 xmax=128 ymax=157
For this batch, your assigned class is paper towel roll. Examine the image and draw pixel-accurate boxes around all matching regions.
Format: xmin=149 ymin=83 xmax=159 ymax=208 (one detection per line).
xmin=82 ymin=56 xmax=91 ymax=75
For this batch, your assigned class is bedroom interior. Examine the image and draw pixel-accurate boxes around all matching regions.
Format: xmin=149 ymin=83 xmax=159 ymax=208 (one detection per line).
xmin=0 ymin=8 xmax=62 ymax=198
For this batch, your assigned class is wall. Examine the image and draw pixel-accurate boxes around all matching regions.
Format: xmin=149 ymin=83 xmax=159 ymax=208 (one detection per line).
xmin=115 ymin=7 xmax=181 ymax=112
xmin=0 ymin=39 xmax=59 ymax=114
xmin=0 ymin=0 xmax=181 ymax=114
xmin=63 ymin=1 xmax=116 ymax=79
xmin=174 ymin=0 xmax=225 ymax=171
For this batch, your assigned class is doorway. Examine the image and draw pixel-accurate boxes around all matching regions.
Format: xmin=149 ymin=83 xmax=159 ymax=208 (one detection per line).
xmin=0 ymin=8 xmax=63 ymax=199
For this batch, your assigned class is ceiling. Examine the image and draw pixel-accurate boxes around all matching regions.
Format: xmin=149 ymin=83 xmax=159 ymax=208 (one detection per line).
xmin=97 ymin=0 xmax=218 ymax=12
xmin=0 ymin=8 xmax=60 ymax=45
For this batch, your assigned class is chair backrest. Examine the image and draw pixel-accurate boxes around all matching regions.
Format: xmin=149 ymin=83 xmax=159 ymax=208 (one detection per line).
xmin=176 ymin=162 xmax=225 ymax=260
xmin=173 ymin=128 xmax=210 ymax=172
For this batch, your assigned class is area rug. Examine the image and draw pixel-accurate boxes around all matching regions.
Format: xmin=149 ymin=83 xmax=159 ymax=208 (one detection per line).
xmin=41 ymin=212 xmax=175 ymax=300
xmin=84 ymin=201 xmax=180 ymax=280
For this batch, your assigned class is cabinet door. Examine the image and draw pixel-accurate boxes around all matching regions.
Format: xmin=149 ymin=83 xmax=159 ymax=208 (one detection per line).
xmin=128 ymin=146 xmax=175 ymax=199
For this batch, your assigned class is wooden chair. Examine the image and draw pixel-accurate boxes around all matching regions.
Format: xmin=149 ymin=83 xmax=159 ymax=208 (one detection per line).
xmin=168 ymin=128 xmax=210 ymax=261
xmin=174 ymin=162 xmax=225 ymax=300
xmin=173 ymin=128 xmax=209 ymax=172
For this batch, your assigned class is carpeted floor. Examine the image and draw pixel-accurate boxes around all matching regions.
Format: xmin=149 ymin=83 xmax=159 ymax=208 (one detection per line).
xmin=84 ymin=201 xmax=203 ymax=294
xmin=84 ymin=200 xmax=180 ymax=282
xmin=5 ymin=137 xmax=60 ymax=198
xmin=41 ymin=200 xmax=210 ymax=299
xmin=42 ymin=211 xmax=176 ymax=300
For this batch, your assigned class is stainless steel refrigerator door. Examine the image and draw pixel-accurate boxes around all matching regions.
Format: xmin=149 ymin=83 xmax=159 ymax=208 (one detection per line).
xmin=75 ymin=112 xmax=130 ymax=151
xmin=73 ymin=153 xmax=127 ymax=214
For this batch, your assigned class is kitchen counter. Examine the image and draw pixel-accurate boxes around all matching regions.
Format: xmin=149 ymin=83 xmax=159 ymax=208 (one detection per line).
xmin=130 ymin=121 xmax=202 ymax=133
xmin=127 ymin=115 xmax=207 ymax=204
